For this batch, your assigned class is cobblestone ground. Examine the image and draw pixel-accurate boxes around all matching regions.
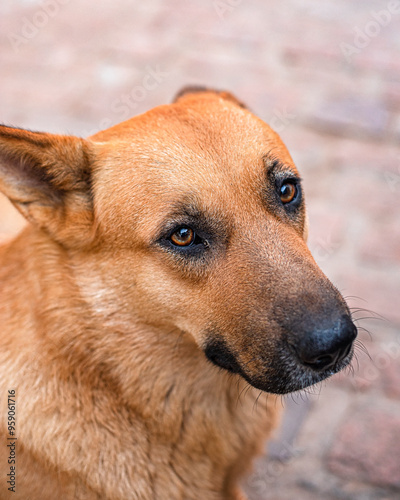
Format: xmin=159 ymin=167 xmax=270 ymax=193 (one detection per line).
xmin=0 ymin=1 xmax=399 ymax=498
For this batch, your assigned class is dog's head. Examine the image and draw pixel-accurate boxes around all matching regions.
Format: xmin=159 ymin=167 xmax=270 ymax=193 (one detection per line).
xmin=0 ymin=88 xmax=356 ymax=394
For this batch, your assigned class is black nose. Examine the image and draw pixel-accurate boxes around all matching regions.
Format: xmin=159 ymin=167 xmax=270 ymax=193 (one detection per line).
xmin=295 ymin=315 xmax=357 ymax=371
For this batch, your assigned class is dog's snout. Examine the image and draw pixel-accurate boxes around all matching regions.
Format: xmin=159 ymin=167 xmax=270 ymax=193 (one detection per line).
xmin=295 ymin=315 xmax=357 ymax=371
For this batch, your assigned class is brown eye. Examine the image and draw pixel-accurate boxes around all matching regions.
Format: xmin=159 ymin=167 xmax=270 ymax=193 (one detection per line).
xmin=170 ymin=227 xmax=195 ymax=247
xmin=280 ymin=182 xmax=297 ymax=204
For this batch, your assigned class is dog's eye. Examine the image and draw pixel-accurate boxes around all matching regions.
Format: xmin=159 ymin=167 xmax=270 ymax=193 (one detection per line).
xmin=169 ymin=227 xmax=195 ymax=247
xmin=279 ymin=181 xmax=298 ymax=204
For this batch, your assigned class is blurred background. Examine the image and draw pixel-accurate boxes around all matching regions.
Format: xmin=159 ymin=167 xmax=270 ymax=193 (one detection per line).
xmin=0 ymin=1 xmax=399 ymax=498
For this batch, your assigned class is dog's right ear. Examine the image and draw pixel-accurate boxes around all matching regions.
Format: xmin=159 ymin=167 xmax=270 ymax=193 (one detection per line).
xmin=173 ymin=86 xmax=248 ymax=109
xmin=0 ymin=125 xmax=95 ymax=247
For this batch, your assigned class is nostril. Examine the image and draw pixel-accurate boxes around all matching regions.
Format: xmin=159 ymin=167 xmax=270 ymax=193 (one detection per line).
xmin=295 ymin=315 xmax=357 ymax=371
xmin=302 ymin=352 xmax=338 ymax=371
xmin=302 ymin=343 xmax=352 ymax=371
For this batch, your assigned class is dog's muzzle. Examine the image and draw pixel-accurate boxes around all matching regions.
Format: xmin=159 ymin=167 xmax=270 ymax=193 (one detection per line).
xmin=204 ymin=312 xmax=357 ymax=395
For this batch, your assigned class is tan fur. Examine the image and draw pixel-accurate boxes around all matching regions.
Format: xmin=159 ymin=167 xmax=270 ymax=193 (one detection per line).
xmin=0 ymin=90 xmax=351 ymax=499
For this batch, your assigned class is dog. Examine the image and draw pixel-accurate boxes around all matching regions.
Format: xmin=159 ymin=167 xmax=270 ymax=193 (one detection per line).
xmin=0 ymin=88 xmax=357 ymax=499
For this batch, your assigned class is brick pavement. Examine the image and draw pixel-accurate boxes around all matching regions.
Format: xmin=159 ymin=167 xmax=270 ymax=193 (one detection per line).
xmin=0 ymin=1 xmax=399 ymax=498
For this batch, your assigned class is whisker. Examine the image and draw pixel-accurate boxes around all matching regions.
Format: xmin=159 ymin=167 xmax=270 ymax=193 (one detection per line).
xmin=352 ymin=351 xmax=360 ymax=371
xmin=252 ymin=390 xmax=263 ymax=413
xmin=355 ymin=326 xmax=373 ymax=340
xmin=347 ymin=363 xmax=355 ymax=376
xmin=350 ymin=309 xmax=387 ymax=323
xmin=353 ymin=315 xmax=383 ymax=323
xmin=354 ymin=340 xmax=371 ymax=358
xmin=343 ymin=295 xmax=368 ymax=303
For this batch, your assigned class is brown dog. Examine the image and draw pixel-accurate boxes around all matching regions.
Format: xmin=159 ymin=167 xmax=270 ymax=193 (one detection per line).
xmin=0 ymin=88 xmax=356 ymax=499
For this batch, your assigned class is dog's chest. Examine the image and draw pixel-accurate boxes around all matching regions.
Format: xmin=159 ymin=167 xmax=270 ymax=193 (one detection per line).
xmin=9 ymin=359 xmax=277 ymax=500
xmin=137 ymin=379 xmax=278 ymax=499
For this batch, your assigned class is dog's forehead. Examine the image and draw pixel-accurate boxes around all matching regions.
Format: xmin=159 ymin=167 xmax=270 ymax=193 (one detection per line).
xmin=91 ymin=96 xmax=299 ymax=237
xmin=92 ymin=96 xmax=297 ymax=180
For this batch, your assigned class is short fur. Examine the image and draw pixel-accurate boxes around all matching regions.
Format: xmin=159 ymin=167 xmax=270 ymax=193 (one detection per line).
xmin=0 ymin=89 xmax=355 ymax=499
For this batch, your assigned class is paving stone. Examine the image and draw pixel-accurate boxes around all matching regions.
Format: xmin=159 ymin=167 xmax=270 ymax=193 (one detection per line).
xmin=305 ymin=96 xmax=390 ymax=140
xmin=328 ymin=404 xmax=400 ymax=489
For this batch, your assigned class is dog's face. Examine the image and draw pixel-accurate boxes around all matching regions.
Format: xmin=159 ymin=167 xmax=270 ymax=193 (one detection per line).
xmin=0 ymin=89 xmax=356 ymax=394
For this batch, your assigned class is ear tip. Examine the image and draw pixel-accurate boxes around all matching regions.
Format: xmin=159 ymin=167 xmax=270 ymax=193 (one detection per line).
xmin=173 ymin=85 xmax=210 ymax=102
xmin=173 ymin=86 xmax=247 ymax=109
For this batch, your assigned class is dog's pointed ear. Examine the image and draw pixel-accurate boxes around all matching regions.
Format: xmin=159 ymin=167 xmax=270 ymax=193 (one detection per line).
xmin=173 ymin=86 xmax=248 ymax=109
xmin=0 ymin=125 xmax=95 ymax=247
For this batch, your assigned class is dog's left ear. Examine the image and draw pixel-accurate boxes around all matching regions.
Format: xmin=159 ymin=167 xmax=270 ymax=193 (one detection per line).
xmin=0 ymin=125 xmax=95 ymax=247
xmin=173 ymin=86 xmax=247 ymax=109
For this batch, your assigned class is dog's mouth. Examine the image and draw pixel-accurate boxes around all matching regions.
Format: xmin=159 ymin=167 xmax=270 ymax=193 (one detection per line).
xmin=204 ymin=336 xmax=355 ymax=395
xmin=246 ymin=345 xmax=354 ymax=395
xmin=204 ymin=339 xmax=244 ymax=375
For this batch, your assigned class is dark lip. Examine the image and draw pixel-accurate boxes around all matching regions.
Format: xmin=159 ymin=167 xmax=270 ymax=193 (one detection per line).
xmin=205 ymin=342 xmax=355 ymax=395
xmin=246 ymin=346 xmax=355 ymax=395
